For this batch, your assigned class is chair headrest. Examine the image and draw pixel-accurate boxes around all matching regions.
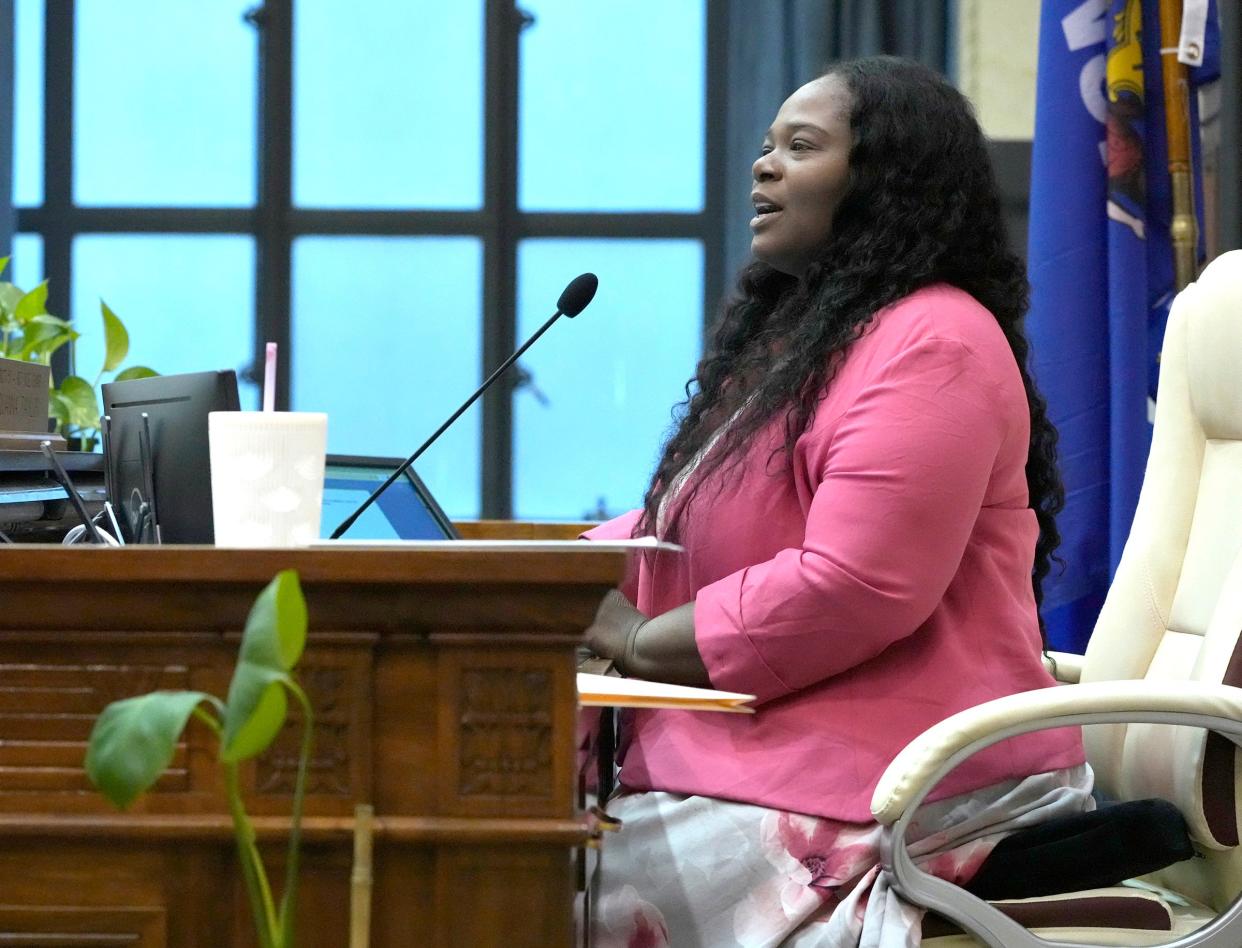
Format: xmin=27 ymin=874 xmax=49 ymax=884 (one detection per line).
xmin=1185 ymin=250 xmax=1242 ymax=441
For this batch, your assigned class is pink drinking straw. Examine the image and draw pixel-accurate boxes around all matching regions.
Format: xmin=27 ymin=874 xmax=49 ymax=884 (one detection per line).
xmin=262 ymin=342 xmax=277 ymax=412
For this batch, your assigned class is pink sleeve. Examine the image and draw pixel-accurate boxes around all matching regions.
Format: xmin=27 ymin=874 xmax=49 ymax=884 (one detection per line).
xmin=695 ymin=337 xmax=1010 ymax=703
xmin=580 ymin=509 xmax=644 ymax=603
xmin=580 ymin=509 xmax=642 ymax=541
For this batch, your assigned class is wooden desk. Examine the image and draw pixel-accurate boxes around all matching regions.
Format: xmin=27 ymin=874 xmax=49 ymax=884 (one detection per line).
xmin=0 ymin=541 xmax=621 ymax=947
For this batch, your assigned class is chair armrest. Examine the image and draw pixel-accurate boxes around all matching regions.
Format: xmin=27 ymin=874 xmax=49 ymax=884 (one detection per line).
xmin=1042 ymin=650 xmax=1084 ymax=683
xmin=871 ymin=680 xmax=1242 ymax=948
xmin=872 ymin=679 xmax=1242 ymax=825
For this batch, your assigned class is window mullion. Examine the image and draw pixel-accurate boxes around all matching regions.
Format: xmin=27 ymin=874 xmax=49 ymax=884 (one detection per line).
xmin=44 ymin=0 xmax=74 ymax=382
xmin=481 ymin=0 xmax=522 ymax=519
xmin=703 ymin=0 xmax=729 ymax=332
xmin=254 ymin=0 xmax=293 ymax=409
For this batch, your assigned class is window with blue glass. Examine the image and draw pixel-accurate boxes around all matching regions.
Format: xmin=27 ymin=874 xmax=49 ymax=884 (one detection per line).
xmin=12 ymin=0 xmax=720 ymax=522
xmin=72 ymin=235 xmax=258 ymax=405
xmin=293 ymin=1 xmax=484 ymax=210
xmin=74 ymin=0 xmax=257 ymax=207
xmin=514 ymin=239 xmax=704 ymax=519
xmin=518 ymin=0 xmax=705 ymax=212
xmin=291 ymin=236 xmax=484 ymax=517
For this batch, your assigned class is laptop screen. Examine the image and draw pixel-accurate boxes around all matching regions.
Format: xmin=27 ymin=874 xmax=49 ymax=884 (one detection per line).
xmin=321 ymin=455 xmax=459 ymax=541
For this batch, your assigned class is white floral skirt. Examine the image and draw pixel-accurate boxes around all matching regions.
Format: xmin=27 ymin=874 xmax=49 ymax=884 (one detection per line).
xmin=592 ymin=764 xmax=1093 ymax=948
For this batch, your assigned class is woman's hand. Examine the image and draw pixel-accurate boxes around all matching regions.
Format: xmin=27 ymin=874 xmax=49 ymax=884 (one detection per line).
xmin=585 ymin=589 xmax=647 ymax=666
xmin=585 ymin=589 xmax=711 ymax=687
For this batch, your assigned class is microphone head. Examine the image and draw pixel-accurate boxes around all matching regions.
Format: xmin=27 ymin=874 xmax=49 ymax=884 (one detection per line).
xmin=557 ymin=272 xmax=598 ymax=317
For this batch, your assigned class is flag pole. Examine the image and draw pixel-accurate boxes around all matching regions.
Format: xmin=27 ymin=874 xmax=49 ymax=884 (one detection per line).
xmin=1158 ymin=0 xmax=1199 ymax=289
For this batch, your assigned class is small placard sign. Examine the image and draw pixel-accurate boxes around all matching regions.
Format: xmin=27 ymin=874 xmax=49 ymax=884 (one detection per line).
xmin=0 ymin=357 xmax=64 ymax=449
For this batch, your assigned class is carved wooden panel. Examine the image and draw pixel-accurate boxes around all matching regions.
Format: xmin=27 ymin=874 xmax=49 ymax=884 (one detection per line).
xmin=254 ymin=651 xmax=371 ymax=802
xmin=0 ymin=905 xmax=166 ymax=945
xmin=0 ymin=543 xmax=619 ymax=945
xmin=436 ymin=646 xmax=577 ymax=819
xmin=0 ymin=662 xmax=190 ymax=794
xmin=458 ymin=668 xmax=554 ymax=798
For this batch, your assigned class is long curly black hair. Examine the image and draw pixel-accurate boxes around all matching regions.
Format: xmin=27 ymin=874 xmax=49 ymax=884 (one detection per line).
xmin=638 ymin=56 xmax=1064 ymax=633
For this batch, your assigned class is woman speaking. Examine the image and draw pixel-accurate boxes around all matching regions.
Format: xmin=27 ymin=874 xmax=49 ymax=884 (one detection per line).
xmin=584 ymin=57 xmax=1090 ymax=947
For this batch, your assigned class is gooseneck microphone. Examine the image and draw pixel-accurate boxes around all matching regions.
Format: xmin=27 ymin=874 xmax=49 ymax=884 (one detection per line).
xmin=329 ymin=272 xmax=599 ymax=540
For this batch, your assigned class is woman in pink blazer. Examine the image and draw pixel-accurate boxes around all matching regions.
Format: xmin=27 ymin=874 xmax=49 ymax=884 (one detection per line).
xmin=585 ymin=57 xmax=1090 ymax=947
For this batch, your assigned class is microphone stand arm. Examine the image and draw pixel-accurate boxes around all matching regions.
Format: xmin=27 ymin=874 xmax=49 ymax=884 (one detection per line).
xmin=329 ymin=308 xmax=565 ymax=540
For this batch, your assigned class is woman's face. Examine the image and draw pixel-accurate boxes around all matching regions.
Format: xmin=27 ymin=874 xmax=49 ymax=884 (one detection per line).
xmin=750 ymin=75 xmax=853 ymax=277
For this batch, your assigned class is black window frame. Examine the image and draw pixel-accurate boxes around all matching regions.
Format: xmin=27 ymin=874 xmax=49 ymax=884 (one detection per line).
xmin=18 ymin=0 xmax=728 ymax=518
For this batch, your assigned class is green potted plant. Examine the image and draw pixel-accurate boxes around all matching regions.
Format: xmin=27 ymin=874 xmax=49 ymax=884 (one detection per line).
xmin=0 ymin=256 xmax=157 ymax=448
xmin=85 ymin=570 xmax=314 ymax=948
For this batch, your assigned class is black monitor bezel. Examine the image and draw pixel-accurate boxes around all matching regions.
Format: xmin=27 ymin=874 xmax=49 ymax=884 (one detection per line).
xmin=101 ymin=370 xmax=241 ymax=544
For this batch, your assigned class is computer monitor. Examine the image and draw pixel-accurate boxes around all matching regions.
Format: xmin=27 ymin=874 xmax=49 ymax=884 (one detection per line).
xmin=101 ymin=370 xmax=240 ymax=544
xmin=322 ymin=455 xmax=459 ymax=540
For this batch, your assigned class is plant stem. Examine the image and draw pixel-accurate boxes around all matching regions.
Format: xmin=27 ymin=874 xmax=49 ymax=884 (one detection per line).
xmin=193 ymin=703 xmax=280 ymax=948
xmin=278 ymin=680 xmax=315 ymax=946
xmin=191 ymin=705 xmax=225 ymax=735
xmin=225 ymin=760 xmax=281 ymax=948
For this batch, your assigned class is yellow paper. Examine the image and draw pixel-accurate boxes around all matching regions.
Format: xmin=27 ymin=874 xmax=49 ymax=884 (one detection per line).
xmin=577 ymin=672 xmax=754 ymax=713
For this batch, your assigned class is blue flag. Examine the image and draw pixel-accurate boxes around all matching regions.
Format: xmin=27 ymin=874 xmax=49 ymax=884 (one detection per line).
xmin=1027 ymin=0 xmax=1218 ymax=652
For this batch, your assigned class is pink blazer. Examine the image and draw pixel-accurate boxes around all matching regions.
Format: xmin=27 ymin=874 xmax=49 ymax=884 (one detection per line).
xmin=585 ymin=284 xmax=1084 ymax=822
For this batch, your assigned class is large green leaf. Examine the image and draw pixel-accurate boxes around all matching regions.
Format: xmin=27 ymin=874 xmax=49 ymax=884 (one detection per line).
xmin=14 ymin=281 xmax=48 ymax=325
xmin=0 ymin=280 xmax=21 ymax=303
xmin=221 ymin=571 xmax=308 ymax=763
xmin=0 ymin=282 xmax=21 ymax=328
xmin=29 ymin=313 xmax=73 ymax=330
xmin=85 ymin=691 xmax=217 ymax=809
xmin=17 ymin=315 xmax=77 ymax=363
xmin=252 ymin=569 xmax=308 ymax=671
xmin=101 ymin=301 xmax=129 ymax=372
xmin=47 ymin=389 xmax=72 ymax=428
xmin=57 ymin=375 xmax=101 ymax=430
xmin=114 ymin=365 xmax=159 ymax=382
xmin=223 ymin=678 xmax=290 ymax=764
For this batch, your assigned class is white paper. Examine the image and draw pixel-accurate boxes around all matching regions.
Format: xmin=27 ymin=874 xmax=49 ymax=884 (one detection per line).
xmin=313 ymin=536 xmax=683 ymax=552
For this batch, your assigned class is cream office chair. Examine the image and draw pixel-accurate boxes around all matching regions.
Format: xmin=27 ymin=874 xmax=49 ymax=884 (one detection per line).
xmin=871 ymin=249 xmax=1242 ymax=947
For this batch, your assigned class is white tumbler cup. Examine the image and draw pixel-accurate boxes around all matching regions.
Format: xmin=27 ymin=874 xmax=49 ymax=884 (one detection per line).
xmin=208 ymin=411 xmax=328 ymax=547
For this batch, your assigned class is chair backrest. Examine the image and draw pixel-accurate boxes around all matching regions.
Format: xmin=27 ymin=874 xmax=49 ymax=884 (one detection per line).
xmin=1080 ymin=249 xmax=1242 ymax=908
